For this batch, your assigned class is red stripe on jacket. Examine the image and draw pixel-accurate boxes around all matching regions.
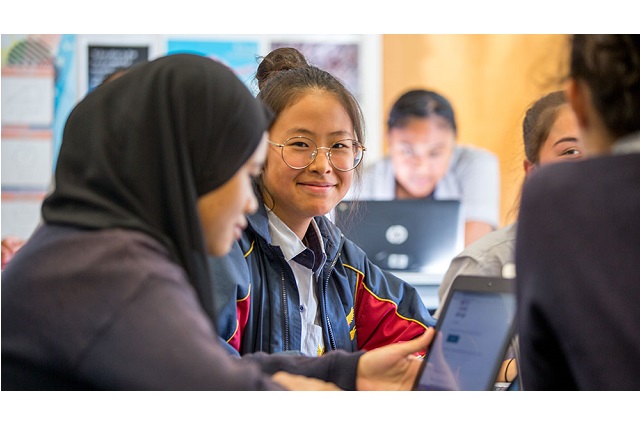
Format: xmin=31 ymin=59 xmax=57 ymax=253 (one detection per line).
xmin=227 ymin=291 xmax=251 ymax=352
xmin=354 ymin=272 xmax=427 ymax=354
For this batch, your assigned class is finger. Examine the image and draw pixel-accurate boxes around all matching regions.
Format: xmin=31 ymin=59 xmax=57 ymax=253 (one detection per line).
xmin=398 ymin=328 xmax=436 ymax=355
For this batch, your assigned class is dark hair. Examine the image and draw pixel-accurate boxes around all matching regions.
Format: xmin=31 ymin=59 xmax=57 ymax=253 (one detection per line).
xmin=522 ymin=90 xmax=568 ymax=164
xmin=387 ymin=89 xmax=457 ymax=135
xmin=507 ymin=90 xmax=571 ymax=222
xmin=255 ymin=47 xmax=309 ymax=91
xmin=255 ymin=47 xmax=366 ymax=209
xmin=256 ymin=47 xmax=364 ymax=145
xmin=570 ymin=35 xmax=640 ymax=139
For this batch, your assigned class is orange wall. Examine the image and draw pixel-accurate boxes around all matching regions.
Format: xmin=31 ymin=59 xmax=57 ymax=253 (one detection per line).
xmin=381 ymin=34 xmax=570 ymax=227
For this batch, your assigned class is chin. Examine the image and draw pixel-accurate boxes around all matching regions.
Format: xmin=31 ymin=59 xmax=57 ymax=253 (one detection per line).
xmin=208 ymin=241 xmax=231 ymax=257
xmin=310 ymin=204 xmax=334 ymax=218
xmin=408 ymin=186 xmax=435 ymax=198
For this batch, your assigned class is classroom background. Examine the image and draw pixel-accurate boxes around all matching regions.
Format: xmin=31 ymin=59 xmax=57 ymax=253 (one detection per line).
xmin=1 ymin=34 xmax=568 ymax=240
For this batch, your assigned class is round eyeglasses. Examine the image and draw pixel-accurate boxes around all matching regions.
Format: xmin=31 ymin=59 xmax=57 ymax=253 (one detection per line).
xmin=268 ymin=136 xmax=366 ymax=172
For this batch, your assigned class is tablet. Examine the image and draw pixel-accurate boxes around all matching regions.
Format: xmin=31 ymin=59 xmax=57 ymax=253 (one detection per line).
xmin=413 ymin=275 xmax=516 ymax=391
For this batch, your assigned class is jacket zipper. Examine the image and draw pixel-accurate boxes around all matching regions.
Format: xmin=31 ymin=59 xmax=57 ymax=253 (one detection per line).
xmin=278 ymin=262 xmax=290 ymax=352
xmin=323 ymin=252 xmax=341 ymax=351
xmin=266 ymin=241 xmax=291 ymax=352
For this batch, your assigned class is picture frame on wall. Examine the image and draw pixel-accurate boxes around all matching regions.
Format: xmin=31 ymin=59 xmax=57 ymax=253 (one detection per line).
xmin=76 ymin=35 xmax=162 ymax=97
xmin=87 ymin=45 xmax=149 ymax=92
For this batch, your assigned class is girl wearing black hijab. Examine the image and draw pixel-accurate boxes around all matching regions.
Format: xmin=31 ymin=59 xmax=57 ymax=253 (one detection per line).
xmin=1 ymin=54 xmax=432 ymax=391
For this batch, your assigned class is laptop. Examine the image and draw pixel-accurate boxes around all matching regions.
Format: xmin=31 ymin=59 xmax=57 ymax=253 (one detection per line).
xmin=333 ymin=199 xmax=464 ymax=273
xmin=412 ymin=275 xmax=516 ymax=391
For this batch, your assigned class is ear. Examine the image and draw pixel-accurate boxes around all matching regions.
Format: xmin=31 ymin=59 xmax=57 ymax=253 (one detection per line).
xmin=523 ymin=159 xmax=535 ymax=176
xmin=566 ymin=78 xmax=589 ymax=130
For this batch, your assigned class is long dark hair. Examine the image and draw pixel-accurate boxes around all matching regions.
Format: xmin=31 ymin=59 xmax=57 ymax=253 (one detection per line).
xmin=522 ymin=90 xmax=568 ymax=165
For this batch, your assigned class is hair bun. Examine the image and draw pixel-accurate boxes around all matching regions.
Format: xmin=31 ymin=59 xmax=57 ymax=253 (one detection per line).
xmin=256 ymin=47 xmax=309 ymax=90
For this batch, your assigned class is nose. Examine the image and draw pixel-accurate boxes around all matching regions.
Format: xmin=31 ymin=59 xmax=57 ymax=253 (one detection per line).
xmin=307 ymin=147 xmax=333 ymax=173
xmin=245 ymin=190 xmax=258 ymax=214
xmin=411 ymin=153 xmax=434 ymax=171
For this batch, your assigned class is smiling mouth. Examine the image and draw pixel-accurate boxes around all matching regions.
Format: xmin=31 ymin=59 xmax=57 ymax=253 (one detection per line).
xmin=301 ymin=183 xmax=334 ymax=187
xmin=298 ymin=182 xmax=336 ymax=193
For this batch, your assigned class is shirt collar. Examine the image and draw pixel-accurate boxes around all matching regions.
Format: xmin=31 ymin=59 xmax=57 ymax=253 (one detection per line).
xmin=266 ymin=208 xmax=326 ymax=273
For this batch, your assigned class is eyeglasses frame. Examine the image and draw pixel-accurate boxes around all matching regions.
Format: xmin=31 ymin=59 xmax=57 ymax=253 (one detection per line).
xmin=268 ymin=136 xmax=366 ymax=172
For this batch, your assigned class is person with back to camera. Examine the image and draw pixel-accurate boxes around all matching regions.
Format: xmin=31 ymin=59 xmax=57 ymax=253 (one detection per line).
xmin=1 ymin=53 xmax=434 ymax=391
xmin=516 ymin=34 xmax=640 ymax=390
xmin=433 ymin=90 xmax=585 ymax=386
xmin=209 ymin=47 xmax=436 ymax=359
xmin=345 ymin=89 xmax=500 ymax=246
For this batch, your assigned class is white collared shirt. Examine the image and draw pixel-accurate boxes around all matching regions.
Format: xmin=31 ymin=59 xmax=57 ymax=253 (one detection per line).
xmin=267 ymin=209 xmax=326 ymax=356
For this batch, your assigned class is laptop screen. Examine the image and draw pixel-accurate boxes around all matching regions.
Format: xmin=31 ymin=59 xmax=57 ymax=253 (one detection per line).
xmin=333 ymin=199 xmax=464 ymax=273
xmin=413 ymin=276 xmax=516 ymax=391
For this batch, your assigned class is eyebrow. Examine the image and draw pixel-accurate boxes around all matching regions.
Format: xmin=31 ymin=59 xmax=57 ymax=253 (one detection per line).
xmin=286 ymin=128 xmax=352 ymax=138
xmin=554 ymin=137 xmax=579 ymax=146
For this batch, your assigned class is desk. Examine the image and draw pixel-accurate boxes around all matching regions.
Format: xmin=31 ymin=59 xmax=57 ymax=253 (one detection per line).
xmin=390 ymin=271 xmax=443 ymax=313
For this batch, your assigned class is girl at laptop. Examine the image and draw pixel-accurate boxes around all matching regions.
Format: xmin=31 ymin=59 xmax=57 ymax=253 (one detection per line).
xmin=210 ymin=47 xmax=436 ymax=357
xmin=344 ymin=89 xmax=500 ymax=246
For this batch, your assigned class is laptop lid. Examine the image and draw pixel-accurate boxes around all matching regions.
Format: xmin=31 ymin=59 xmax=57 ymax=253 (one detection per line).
xmin=413 ymin=275 xmax=516 ymax=391
xmin=334 ymin=199 xmax=464 ymax=273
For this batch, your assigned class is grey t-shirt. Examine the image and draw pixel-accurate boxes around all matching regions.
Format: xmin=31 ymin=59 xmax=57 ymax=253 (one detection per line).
xmin=435 ymin=222 xmax=517 ymax=318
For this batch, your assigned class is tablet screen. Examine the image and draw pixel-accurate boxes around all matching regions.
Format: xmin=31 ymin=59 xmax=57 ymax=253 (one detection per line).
xmin=414 ymin=279 xmax=516 ymax=391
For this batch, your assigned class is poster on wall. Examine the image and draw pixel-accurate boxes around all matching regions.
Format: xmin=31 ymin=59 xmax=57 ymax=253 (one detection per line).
xmin=87 ymin=45 xmax=149 ymax=92
xmin=270 ymin=41 xmax=360 ymax=99
xmin=1 ymin=66 xmax=54 ymax=127
xmin=166 ymin=39 xmax=260 ymax=93
xmin=1 ymin=35 xmax=62 ymax=239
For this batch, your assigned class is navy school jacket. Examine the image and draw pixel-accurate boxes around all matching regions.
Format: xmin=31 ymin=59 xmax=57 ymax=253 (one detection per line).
xmin=209 ymin=201 xmax=436 ymax=356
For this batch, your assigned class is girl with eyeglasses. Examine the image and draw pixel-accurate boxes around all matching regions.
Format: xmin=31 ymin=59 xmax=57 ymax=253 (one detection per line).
xmin=210 ymin=47 xmax=436 ymax=357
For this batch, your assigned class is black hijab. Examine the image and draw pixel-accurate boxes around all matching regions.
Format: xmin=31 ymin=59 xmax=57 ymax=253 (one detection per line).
xmin=42 ymin=53 xmax=273 ymax=322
